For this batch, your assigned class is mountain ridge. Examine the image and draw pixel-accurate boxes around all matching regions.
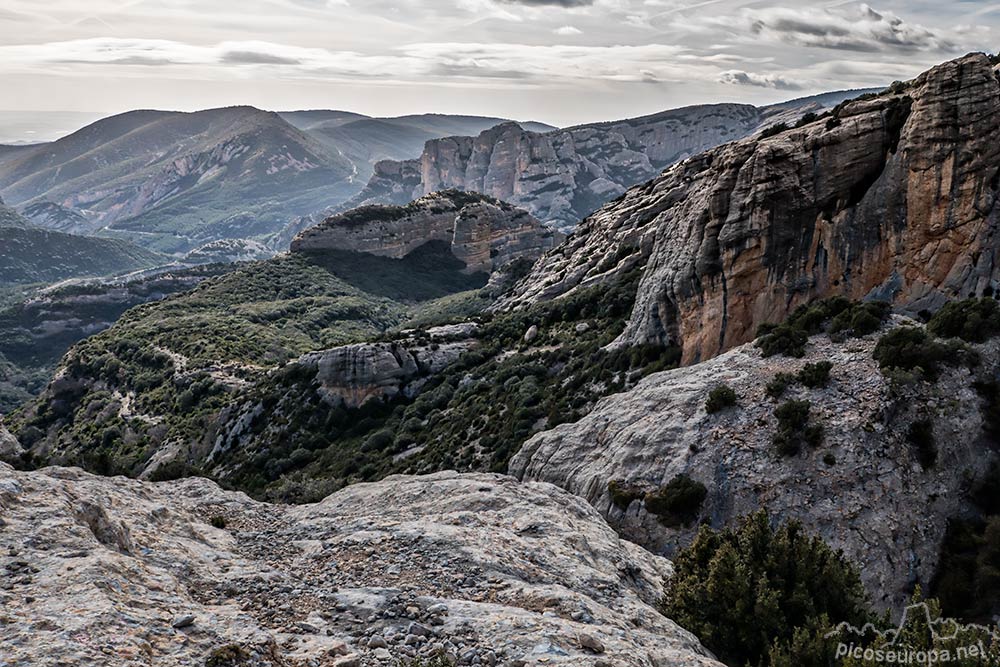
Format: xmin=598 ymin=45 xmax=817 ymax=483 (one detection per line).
xmin=336 ymin=88 xmax=881 ymax=232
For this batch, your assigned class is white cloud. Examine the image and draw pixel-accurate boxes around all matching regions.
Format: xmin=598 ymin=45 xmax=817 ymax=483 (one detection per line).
xmin=0 ymin=1 xmax=995 ymax=126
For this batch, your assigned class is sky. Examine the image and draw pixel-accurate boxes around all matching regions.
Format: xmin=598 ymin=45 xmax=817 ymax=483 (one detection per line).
xmin=0 ymin=0 xmax=996 ymax=130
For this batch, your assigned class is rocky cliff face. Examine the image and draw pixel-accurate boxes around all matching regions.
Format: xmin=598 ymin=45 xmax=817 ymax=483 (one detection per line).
xmin=509 ymin=319 xmax=1000 ymax=608
xmin=0 ymin=463 xmax=721 ymax=666
xmin=291 ymin=191 xmax=561 ymax=274
xmin=298 ymin=324 xmax=478 ymax=409
xmin=502 ymin=54 xmax=1000 ymax=365
xmin=343 ymin=96 xmax=864 ymax=233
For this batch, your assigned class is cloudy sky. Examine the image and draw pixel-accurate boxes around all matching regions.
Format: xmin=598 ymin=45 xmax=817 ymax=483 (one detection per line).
xmin=0 ymin=0 xmax=995 ymax=129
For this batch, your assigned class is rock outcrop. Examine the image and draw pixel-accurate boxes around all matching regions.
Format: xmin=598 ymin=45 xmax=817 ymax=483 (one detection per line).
xmin=0 ymin=463 xmax=722 ymax=666
xmin=182 ymin=238 xmax=274 ymax=265
xmin=291 ymin=190 xmax=561 ymax=274
xmin=510 ymin=319 xmax=1000 ymax=608
xmin=0 ymin=423 xmax=21 ymax=458
xmin=501 ymin=53 xmax=1000 ymax=365
xmin=296 ymin=324 xmax=478 ymax=409
xmin=343 ymin=93 xmax=870 ymax=232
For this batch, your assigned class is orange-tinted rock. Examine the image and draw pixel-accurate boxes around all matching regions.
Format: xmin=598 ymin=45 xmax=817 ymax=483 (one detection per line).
xmin=504 ymin=53 xmax=1000 ymax=364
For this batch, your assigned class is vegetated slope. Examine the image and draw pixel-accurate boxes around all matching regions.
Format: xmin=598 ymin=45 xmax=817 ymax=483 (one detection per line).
xmin=20 ymin=201 xmax=91 ymax=234
xmin=501 ymin=53 xmax=1000 ymax=365
xmin=0 ymin=195 xmax=29 ymax=228
xmin=6 ymin=239 xmax=676 ymax=503
xmin=339 ymin=89 xmax=874 ymax=232
xmin=0 ymin=226 xmax=166 ymax=286
xmin=3 ymin=229 xmax=503 ymax=477
xmin=0 ymin=107 xmax=358 ymax=253
xmin=0 ymin=265 xmax=231 ymax=413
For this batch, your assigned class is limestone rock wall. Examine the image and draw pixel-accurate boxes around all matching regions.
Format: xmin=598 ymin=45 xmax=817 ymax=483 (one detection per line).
xmin=291 ymin=190 xmax=561 ymax=274
xmin=502 ymin=53 xmax=1000 ymax=365
xmin=343 ymin=101 xmax=844 ymax=232
xmin=509 ymin=321 xmax=1000 ymax=608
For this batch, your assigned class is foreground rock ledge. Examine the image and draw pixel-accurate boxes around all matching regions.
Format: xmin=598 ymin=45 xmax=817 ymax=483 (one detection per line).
xmin=0 ymin=465 xmax=721 ymax=667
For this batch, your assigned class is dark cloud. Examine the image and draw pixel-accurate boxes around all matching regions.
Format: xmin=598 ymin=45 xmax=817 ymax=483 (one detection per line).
xmin=220 ymin=50 xmax=301 ymax=65
xmin=719 ymin=70 xmax=802 ymax=90
xmin=497 ymin=0 xmax=594 ymax=6
xmin=748 ymin=5 xmax=956 ymax=53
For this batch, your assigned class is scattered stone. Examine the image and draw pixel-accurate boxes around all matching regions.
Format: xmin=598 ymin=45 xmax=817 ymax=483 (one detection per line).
xmin=579 ymin=633 xmax=606 ymax=654
xmin=171 ymin=614 xmax=196 ymax=629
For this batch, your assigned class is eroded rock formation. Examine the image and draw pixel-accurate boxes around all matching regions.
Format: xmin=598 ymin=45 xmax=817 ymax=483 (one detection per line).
xmin=291 ymin=190 xmax=561 ymax=274
xmin=510 ymin=320 xmax=1000 ymax=607
xmin=343 ymin=96 xmax=865 ymax=232
xmin=502 ymin=54 xmax=1000 ymax=364
xmin=297 ymin=324 xmax=478 ymax=409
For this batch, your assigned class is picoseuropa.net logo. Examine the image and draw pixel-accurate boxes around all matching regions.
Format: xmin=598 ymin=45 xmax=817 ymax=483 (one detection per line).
xmin=825 ymin=602 xmax=999 ymax=664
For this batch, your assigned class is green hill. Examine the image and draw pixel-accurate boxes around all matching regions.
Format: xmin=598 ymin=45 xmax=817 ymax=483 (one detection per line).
xmin=0 ymin=226 xmax=165 ymax=285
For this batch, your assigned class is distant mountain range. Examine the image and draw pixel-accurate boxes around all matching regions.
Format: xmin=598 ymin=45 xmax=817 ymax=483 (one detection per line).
xmin=0 ymin=108 xmax=555 ymax=255
xmin=0 ymin=91 xmax=879 ymax=257
xmin=336 ymin=88 xmax=880 ymax=232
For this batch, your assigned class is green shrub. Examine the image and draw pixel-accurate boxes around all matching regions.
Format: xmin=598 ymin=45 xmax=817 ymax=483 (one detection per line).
xmin=795 ymin=112 xmax=819 ymax=128
xmin=757 ymin=324 xmax=809 ymax=358
xmin=797 ymin=362 xmax=832 ymax=388
xmin=873 ymin=327 xmax=976 ymax=380
xmin=927 ymin=298 xmax=1000 ymax=343
xmin=643 ymin=474 xmax=708 ymax=527
xmin=209 ymin=515 xmax=227 ymax=529
xmin=828 ymin=301 xmax=890 ymax=337
xmin=773 ymin=400 xmax=823 ymax=456
xmin=148 ymin=460 xmax=203 ymax=482
xmin=932 ymin=516 xmax=1000 ymax=623
xmin=932 ymin=463 xmax=1000 ymax=623
xmin=608 ymin=480 xmax=645 ymax=509
xmin=907 ymin=419 xmax=937 ymax=470
xmin=662 ymin=510 xmax=871 ymax=667
xmin=205 ymin=644 xmax=249 ymax=667
xmin=760 ymin=122 xmax=790 ymax=138
xmin=766 ymin=373 xmax=796 ymax=400
xmin=361 ymin=429 xmax=395 ymax=452
xmin=775 ymin=400 xmax=811 ymax=430
xmin=757 ymin=298 xmax=889 ymax=358
xmin=705 ymin=384 xmax=738 ymax=413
